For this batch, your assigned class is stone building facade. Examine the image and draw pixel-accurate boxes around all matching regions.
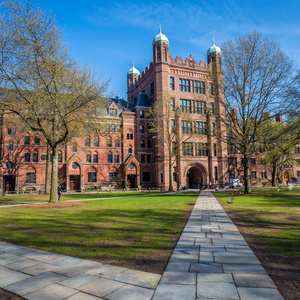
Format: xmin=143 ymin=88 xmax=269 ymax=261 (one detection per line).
xmin=0 ymin=30 xmax=299 ymax=192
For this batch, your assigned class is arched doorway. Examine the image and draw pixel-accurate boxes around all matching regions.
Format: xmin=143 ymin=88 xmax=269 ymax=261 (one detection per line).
xmin=186 ymin=165 xmax=207 ymax=189
xmin=283 ymin=172 xmax=289 ymax=185
xmin=69 ymin=162 xmax=81 ymax=191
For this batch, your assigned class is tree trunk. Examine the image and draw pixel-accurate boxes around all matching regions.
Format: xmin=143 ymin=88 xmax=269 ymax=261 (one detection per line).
xmin=49 ymin=146 xmax=58 ymax=203
xmin=169 ymin=155 xmax=173 ymax=191
xmin=244 ymin=158 xmax=251 ymax=194
xmin=272 ymin=164 xmax=277 ymax=186
xmin=44 ymin=144 xmax=51 ymax=195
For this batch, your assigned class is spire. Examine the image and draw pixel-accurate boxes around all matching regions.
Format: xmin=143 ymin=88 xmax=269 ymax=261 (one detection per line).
xmin=159 ymin=25 xmax=162 ymax=34
xmin=212 ymin=37 xmax=215 ymax=46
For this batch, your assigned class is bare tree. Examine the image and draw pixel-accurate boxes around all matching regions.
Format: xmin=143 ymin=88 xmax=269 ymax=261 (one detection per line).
xmin=215 ymin=31 xmax=294 ymax=193
xmin=148 ymin=92 xmax=193 ymax=191
xmin=0 ymin=0 xmax=109 ymax=202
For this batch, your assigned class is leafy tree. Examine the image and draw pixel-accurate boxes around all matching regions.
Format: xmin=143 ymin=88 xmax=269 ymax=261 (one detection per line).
xmin=216 ymin=31 xmax=294 ymax=193
xmin=0 ymin=0 xmax=108 ymax=202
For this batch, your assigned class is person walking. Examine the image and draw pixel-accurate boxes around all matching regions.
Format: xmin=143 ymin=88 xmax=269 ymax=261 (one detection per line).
xmin=57 ymin=186 xmax=62 ymax=202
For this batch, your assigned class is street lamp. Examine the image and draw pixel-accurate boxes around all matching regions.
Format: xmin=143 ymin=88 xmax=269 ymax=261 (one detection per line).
xmin=2 ymin=172 xmax=6 ymax=196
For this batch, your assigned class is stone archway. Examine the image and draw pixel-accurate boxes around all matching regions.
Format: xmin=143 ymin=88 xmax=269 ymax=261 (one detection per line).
xmin=185 ymin=164 xmax=207 ymax=189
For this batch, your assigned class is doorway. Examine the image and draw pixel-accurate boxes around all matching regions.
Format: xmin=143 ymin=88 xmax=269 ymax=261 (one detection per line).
xmin=187 ymin=166 xmax=203 ymax=188
xmin=70 ymin=175 xmax=80 ymax=190
xmin=4 ymin=175 xmax=15 ymax=191
xmin=127 ymin=175 xmax=136 ymax=188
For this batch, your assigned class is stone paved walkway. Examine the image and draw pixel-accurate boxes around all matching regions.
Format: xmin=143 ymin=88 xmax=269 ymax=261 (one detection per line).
xmin=0 ymin=191 xmax=285 ymax=299
xmin=153 ymin=191 xmax=284 ymax=300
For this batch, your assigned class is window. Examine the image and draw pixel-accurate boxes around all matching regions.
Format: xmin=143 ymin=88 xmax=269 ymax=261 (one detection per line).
xmin=50 ymin=154 xmax=53 ymax=163
xmin=140 ymin=110 xmax=144 ymax=118
xmin=179 ymin=78 xmax=190 ymax=92
xmin=8 ymin=143 xmax=13 ymax=151
xmin=251 ymin=171 xmax=257 ymax=179
xmin=147 ymin=140 xmax=151 ymax=148
xmin=12 ymin=128 xmax=16 ymax=135
xmin=297 ymin=171 xmax=300 ymax=177
xmin=180 ymin=99 xmax=191 ymax=113
xmin=24 ymin=152 xmax=30 ymax=162
xmin=161 ymin=173 xmax=163 ymax=183
xmin=183 ymin=142 xmax=193 ymax=156
xmin=107 ymin=139 xmax=112 ymax=147
xmin=142 ymin=172 xmax=150 ymax=182
xmin=195 ymin=122 xmax=206 ymax=135
xmin=127 ymin=130 xmax=133 ymax=140
xmin=228 ymin=144 xmax=236 ymax=154
xmin=172 ymin=142 xmax=177 ymax=155
xmin=171 ymin=119 xmax=176 ymax=133
xmin=170 ymin=98 xmax=175 ymax=111
xmin=88 ymin=172 xmax=97 ymax=182
xmin=194 ymin=81 xmax=205 ymax=94
xmin=24 ymin=136 xmax=30 ymax=145
xmin=109 ymin=172 xmax=118 ymax=182
xmin=209 ymin=83 xmax=214 ymax=95
xmin=109 ymin=108 xmax=117 ymax=116
xmin=229 ymin=171 xmax=235 ymax=180
xmin=26 ymin=172 xmax=36 ymax=183
xmin=173 ymin=172 xmax=177 ymax=182
xmin=6 ymin=162 xmax=13 ymax=169
xmin=228 ymin=157 xmax=237 ymax=165
xmin=147 ymin=155 xmax=151 ymax=163
xmin=170 ymin=77 xmax=174 ymax=90
xmin=214 ymin=167 xmax=218 ymax=182
xmin=150 ymin=82 xmax=154 ymax=95
xmin=86 ymin=154 xmax=91 ymax=163
xmin=140 ymin=125 xmax=144 ymax=134
xmin=33 ymin=137 xmax=40 ymax=145
xmin=115 ymin=139 xmax=120 ymax=147
xmin=108 ymin=153 xmax=112 ymax=163
xmin=197 ymin=143 xmax=208 ymax=156
xmin=128 ymin=146 xmax=132 ymax=154
xmin=94 ymin=138 xmax=99 ymax=147
xmin=111 ymin=124 xmax=116 ymax=133
xmin=195 ymin=101 xmax=206 ymax=114
xmin=117 ymin=124 xmax=121 ymax=132
xmin=33 ymin=152 xmax=38 ymax=162
xmin=181 ymin=120 xmax=192 ymax=134
xmin=141 ymin=155 xmax=145 ymax=163
xmin=141 ymin=139 xmax=145 ymax=148
xmin=7 ymin=128 xmax=12 ymax=135
xmin=85 ymin=137 xmax=90 ymax=147
xmin=93 ymin=154 xmax=98 ymax=163
xmin=261 ymin=171 xmax=267 ymax=179
xmin=72 ymin=146 xmax=77 ymax=153
xmin=114 ymin=154 xmax=119 ymax=163
xmin=40 ymin=154 xmax=46 ymax=161
xmin=251 ymin=158 xmax=256 ymax=165
xmin=210 ymin=103 xmax=214 ymax=114
xmin=58 ymin=152 xmax=62 ymax=163
xmin=213 ymin=144 xmax=217 ymax=156
xmin=212 ymin=123 xmax=216 ymax=135
xmin=106 ymin=124 xmax=110 ymax=133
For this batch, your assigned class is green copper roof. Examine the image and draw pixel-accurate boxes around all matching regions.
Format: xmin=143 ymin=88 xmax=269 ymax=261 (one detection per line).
xmin=207 ymin=38 xmax=221 ymax=56
xmin=152 ymin=26 xmax=169 ymax=45
xmin=127 ymin=62 xmax=140 ymax=76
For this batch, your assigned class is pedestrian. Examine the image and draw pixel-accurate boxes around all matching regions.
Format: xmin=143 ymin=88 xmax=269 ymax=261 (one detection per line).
xmin=57 ymin=185 xmax=62 ymax=202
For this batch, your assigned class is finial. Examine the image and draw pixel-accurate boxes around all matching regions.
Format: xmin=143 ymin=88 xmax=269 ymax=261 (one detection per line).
xmin=133 ymin=60 xmax=135 ymax=67
xmin=212 ymin=37 xmax=215 ymax=46
xmin=159 ymin=25 xmax=162 ymax=34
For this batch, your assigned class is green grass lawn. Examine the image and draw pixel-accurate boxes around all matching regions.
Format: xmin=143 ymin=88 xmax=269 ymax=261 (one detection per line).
xmin=0 ymin=191 xmax=157 ymax=206
xmin=214 ymin=187 xmax=300 ymax=259
xmin=0 ymin=192 xmax=198 ymax=273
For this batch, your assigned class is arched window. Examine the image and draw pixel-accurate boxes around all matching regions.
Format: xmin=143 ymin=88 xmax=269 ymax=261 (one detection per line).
xmin=94 ymin=138 xmax=99 ymax=147
xmin=128 ymin=145 xmax=132 ymax=154
xmin=141 ymin=139 xmax=145 ymax=148
xmin=93 ymin=153 xmax=98 ymax=163
xmin=147 ymin=140 xmax=151 ymax=148
xmin=32 ymin=151 xmax=38 ymax=162
xmin=58 ymin=151 xmax=62 ymax=163
xmin=107 ymin=139 xmax=112 ymax=147
xmin=115 ymin=139 xmax=120 ymax=147
xmin=26 ymin=172 xmax=36 ymax=183
xmin=24 ymin=135 xmax=30 ymax=145
xmin=85 ymin=137 xmax=90 ymax=147
xmin=111 ymin=124 xmax=116 ymax=133
xmin=114 ymin=154 xmax=120 ymax=163
xmin=8 ymin=143 xmax=13 ymax=151
xmin=86 ymin=153 xmax=91 ymax=163
xmin=140 ymin=125 xmax=144 ymax=134
xmin=24 ymin=152 xmax=30 ymax=162
xmin=34 ymin=137 xmax=40 ymax=145
xmin=127 ymin=130 xmax=133 ymax=140
xmin=108 ymin=152 xmax=113 ymax=163
xmin=72 ymin=146 xmax=77 ymax=153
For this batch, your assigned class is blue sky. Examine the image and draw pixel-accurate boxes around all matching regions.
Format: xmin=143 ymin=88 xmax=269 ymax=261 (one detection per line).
xmin=31 ymin=0 xmax=300 ymax=99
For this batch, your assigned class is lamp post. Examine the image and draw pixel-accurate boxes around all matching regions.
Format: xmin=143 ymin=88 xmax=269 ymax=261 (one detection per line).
xmin=2 ymin=171 xmax=6 ymax=196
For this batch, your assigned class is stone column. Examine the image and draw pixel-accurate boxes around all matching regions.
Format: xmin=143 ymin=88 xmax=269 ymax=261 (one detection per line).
xmin=66 ymin=176 xmax=70 ymax=192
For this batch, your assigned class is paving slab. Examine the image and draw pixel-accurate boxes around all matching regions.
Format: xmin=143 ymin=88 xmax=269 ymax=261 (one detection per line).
xmin=197 ymin=273 xmax=233 ymax=283
xmin=5 ymin=258 xmax=41 ymax=270
xmin=106 ymin=284 xmax=154 ymax=300
xmin=59 ymin=273 xmax=99 ymax=288
xmin=160 ymin=271 xmax=196 ymax=285
xmin=153 ymin=284 xmax=196 ymax=300
xmin=21 ymin=262 xmax=60 ymax=275
xmin=0 ymin=272 xmax=32 ymax=287
xmin=85 ymin=264 xmax=126 ymax=278
xmin=197 ymin=282 xmax=239 ymax=299
xmin=237 ymin=287 xmax=285 ymax=300
xmin=233 ymin=273 xmax=277 ymax=288
xmin=65 ymin=292 xmax=105 ymax=299
xmin=55 ymin=260 xmax=103 ymax=277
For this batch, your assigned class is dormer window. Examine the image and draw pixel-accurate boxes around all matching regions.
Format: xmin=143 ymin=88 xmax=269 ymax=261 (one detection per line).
xmin=110 ymin=108 xmax=117 ymax=117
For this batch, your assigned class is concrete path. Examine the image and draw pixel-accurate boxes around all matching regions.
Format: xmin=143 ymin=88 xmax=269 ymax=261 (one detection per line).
xmin=152 ymin=191 xmax=284 ymax=300
xmin=0 ymin=191 xmax=284 ymax=299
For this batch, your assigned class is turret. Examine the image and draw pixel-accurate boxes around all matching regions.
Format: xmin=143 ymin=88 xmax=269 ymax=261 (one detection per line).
xmin=127 ymin=62 xmax=140 ymax=99
xmin=152 ymin=27 xmax=169 ymax=63
xmin=207 ymin=38 xmax=222 ymax=71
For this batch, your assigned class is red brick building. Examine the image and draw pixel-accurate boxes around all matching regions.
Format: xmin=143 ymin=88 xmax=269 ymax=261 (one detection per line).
xmin=1 ymin=30 xmax=299 ymax=192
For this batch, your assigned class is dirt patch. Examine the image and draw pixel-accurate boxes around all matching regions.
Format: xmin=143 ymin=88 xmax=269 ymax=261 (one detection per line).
xmin=218 ymin=201 xmax=300 ymax=300
xmin=24 ymin=201 xmax=86 ymax=208
xmin=0 ymin=288 xmax=24 ymax=300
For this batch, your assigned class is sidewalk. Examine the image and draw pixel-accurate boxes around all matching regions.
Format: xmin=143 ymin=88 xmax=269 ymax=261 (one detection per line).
xmin=152 ymin=191 xmax=284 ymax=300
xmin=0 ymin=191 xmax=284 ymax=299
